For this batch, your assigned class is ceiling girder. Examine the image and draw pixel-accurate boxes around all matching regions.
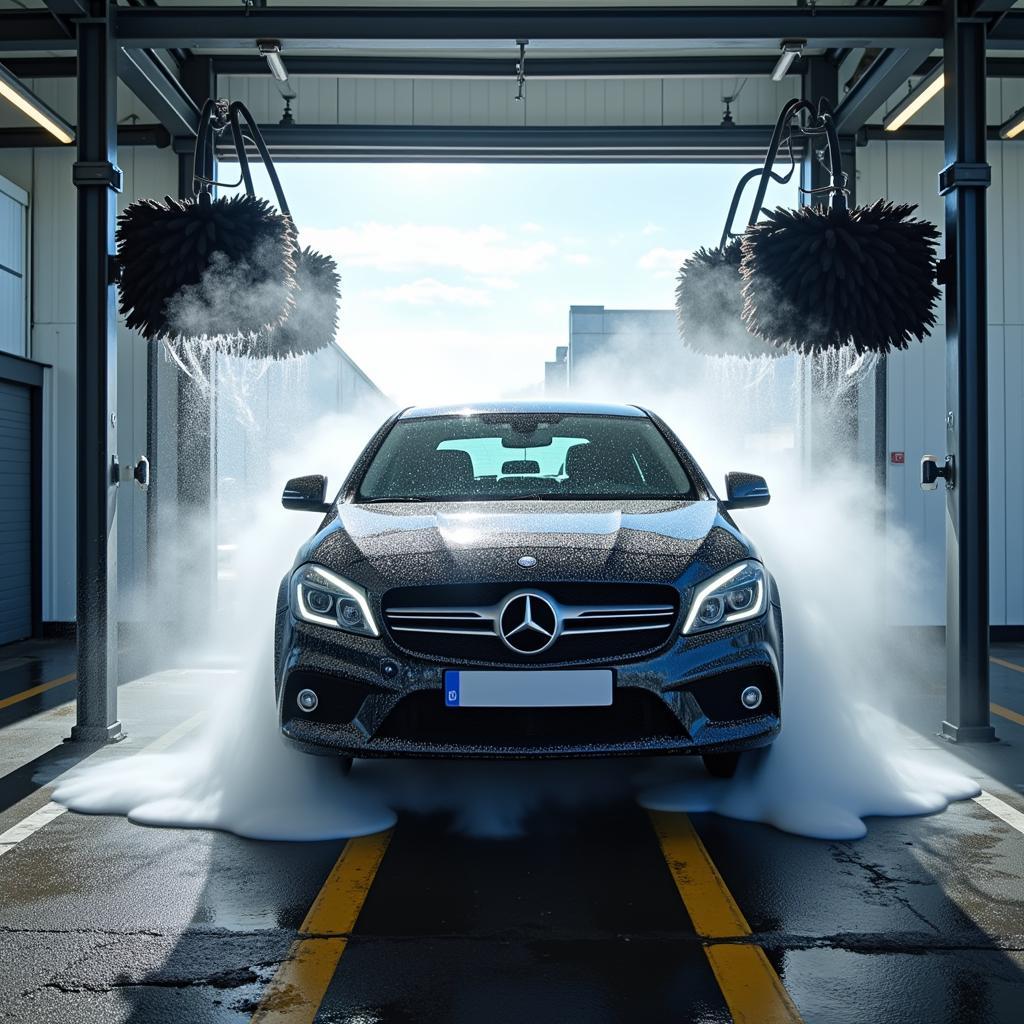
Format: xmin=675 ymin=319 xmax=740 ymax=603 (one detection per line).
xmin=210 ymin=54 xmax=804 ymax=79
xmin=5 ymin=7 xmax=1024 ymax=52
xmin=117 ymin=47 xmax=199 ymax=139
xmin=833 ymin=46 xmax=934 ymax=136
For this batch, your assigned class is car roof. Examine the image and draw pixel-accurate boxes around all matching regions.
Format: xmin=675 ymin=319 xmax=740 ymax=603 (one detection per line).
xmin=399 ymin=401 xmax=648 ymax=420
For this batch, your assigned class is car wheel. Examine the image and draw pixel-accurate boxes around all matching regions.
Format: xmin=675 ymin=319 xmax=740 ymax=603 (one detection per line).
xmin=702 ymin=752 xmax=740 ymax=779
xmin=339 ymin=756 xmax=354 ymax=777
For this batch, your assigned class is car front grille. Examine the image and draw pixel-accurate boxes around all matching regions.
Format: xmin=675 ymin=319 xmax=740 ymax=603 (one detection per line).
xmin=382 ymin=582 xmax=680 ymax=665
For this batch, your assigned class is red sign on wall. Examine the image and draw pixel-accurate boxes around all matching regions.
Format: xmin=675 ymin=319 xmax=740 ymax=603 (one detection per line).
xmin=890 ymin=451 xmax=905 ymax=464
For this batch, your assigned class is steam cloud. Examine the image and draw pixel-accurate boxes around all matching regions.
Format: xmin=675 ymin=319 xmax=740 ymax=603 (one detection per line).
xmin=53 ymin=326 xmax=979 ymax=842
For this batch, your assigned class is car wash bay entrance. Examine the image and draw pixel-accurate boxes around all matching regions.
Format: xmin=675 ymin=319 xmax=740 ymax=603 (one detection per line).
xmin=1 ymin=3 xmax=1024 ymax=1023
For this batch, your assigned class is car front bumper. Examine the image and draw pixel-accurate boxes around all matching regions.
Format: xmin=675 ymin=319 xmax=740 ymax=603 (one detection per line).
xmin=275 ymin=594 xmax=784 ymax=760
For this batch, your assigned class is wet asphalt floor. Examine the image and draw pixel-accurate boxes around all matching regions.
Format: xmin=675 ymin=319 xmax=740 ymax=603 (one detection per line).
xmin=0 ymin=639 xmax=1022 ymax=1023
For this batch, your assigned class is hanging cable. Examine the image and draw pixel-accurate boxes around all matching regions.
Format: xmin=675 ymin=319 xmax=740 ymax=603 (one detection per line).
xmin=514 ymin=39 xmax=528 ymax=102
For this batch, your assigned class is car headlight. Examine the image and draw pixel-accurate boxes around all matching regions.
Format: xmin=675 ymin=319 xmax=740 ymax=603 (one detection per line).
xmin=683 ymin=560 xmax=767 ymax=635
xmin=291 ymin=564 xmax=379 ymax=637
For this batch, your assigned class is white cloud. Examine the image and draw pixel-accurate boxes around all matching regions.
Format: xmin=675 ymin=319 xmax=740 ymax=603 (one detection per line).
xmin=641 ymin=223 xmax=664 ymax=236
xmin=638 ymin=246 xmax=690 ymax=273
xmin=562 ymin=253 xmax=593 ymax=266
xmin=478 ymin=276 xmax=518 ymax=292
xmin=368 ymin=277 xmax=491 ymax=307
xmin=520 ymin=222 xmax=544 ymax=233
xmin=302 ymin=222 xmax=557 ymax=277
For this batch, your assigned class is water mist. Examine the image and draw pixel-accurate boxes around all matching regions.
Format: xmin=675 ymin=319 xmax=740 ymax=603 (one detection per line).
xmin=54 ymin=326 xmax=980 ymax=841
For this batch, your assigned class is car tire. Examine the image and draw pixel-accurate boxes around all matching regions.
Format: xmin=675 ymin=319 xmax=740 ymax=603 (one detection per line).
xmin=339 ymin=756 xmax=354 ymax=777
xmin=702 ymin=752 xmax=740 ymax=778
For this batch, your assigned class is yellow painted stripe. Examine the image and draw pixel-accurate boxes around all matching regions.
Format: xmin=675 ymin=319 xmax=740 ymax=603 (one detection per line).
xmin=992 ymin=702 xmax=1024 ymax=727
xmin=0 ymin=673 xmax=76 ymax=711
xmin=250 ymin=829 xmax=393 ymax=1023
xmin=991 ymin=655 xmax=1024 ymax=675
xmin=649 ymin=810 xmax=802 ymax=1024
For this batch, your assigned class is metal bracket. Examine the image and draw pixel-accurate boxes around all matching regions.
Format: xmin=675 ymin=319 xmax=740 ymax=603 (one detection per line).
xmin=921 ymin=454 xmax=956 ymax=492
xmin=72 ymin=160 xmax=123 ymax=193
xmin=938 ymin=161 xmax=991 ymax=196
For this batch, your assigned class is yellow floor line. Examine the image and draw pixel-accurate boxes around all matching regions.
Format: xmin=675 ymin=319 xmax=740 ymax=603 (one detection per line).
xmin=649 ymin=810 xmax=803 ymax=1024
xmin=991 ymin=655 xmax=1024 ymax=676
xmin=250 ymin=829 xmax=393 ymax=1023
xmin=991 ymin=702 xmax=1024 ymax=727
xmin=0 ymin=673 xmax=76 ymax=711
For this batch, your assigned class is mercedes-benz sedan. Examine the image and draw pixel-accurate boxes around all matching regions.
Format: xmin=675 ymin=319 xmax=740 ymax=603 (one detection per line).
xmin=274 ymin=402 xmax=782 ymax=778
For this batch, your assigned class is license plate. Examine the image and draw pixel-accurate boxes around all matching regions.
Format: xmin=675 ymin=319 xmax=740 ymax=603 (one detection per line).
xmin=443 ymin=669 xmax=613 ymax=708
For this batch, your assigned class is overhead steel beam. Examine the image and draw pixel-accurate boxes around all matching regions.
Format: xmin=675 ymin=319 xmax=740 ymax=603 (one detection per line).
xmin=8 ymin=9 xmax=1024 ymax=53
xmin=0 ymin=13 xmax=76 ymax=51
xmin=833 ymin=46 xmax=935 ymax=135
xmin=114 ymin=5 xmax=947 ymax=49
xmin=863 ymin=124 xmax=1007 ymax=142
xmin=0 ymin=124 xmax=169 ymax=148
xmin=70 ymin=0 xmax=123 ymax=745
xmin=940 ymin=2 xmax=995 ymax=743
xmin=185 ymin=123 xmax=804 ymax=159
xmin=0 ymin=58 xmax=78 ymax=78
xmin=918 ymin=55 xmax=1024 ymax=78
xmin=32 ymin=54 xmax=1024 ymax=83
xmin=211 ymin=54 xmax=805 ymax=80
xmin=118 ymin=47 xmax=198 ymax=139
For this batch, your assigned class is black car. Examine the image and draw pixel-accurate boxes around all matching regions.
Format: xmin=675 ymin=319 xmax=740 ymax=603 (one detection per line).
xmin=275 ymin=402 xmax=782 ymax=778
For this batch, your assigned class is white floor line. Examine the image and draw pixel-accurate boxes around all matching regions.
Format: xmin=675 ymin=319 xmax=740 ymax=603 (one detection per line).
xmin=974 ymin=790 xmax=1024 ymax=835
xmin=0 ymin=711 xmax=205 ymax=860
xmin=0 ymin=802 xmax=66 ymax=858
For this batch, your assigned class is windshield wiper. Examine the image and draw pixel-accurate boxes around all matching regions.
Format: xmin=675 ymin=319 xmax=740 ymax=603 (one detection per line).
xmin=358 ymin=496 xmax=433 ymax=503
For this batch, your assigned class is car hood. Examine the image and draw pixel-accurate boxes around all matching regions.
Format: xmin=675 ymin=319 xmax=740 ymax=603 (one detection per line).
xmin=300 ymin=499 xmax=754 ymax=589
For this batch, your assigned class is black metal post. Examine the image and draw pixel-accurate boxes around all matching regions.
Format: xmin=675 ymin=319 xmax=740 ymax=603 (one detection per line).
xmin=70 ymin=0 xmax=123 ymax=743
xmin=940 ymin=2 xmax=995 ymax=742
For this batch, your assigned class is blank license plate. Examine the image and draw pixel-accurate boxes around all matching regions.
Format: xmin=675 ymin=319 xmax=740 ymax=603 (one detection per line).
xmin=444 ymin=670 xmax=613 ymax=708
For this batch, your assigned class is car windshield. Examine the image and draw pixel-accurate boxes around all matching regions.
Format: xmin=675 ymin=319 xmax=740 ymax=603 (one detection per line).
xmin=356 ymin=412 xmax=696 ymax=502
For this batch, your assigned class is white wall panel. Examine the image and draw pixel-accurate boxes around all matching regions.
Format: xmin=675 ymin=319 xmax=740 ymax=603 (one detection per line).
xmin=861 ymin=128 xmax=1024 ymax=626
xmin=0 ymin=177 xmax=27 ymax=359
xmin=1003 ymin=326 xmax=1024 ymax=624
xmin=10 ymin=133 xmax=177 ymax=622
xmin=32 ymin=324 xmax=76 ymax=622
xmin=31 ymin=149 xmax=76 ymax=327
xmin=219 ymin=74 xmax=799 ymax=129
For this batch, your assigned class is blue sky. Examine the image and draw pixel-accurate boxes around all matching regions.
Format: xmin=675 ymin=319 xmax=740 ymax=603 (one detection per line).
xmin=240 ymin=162 xmax=794 ymax=403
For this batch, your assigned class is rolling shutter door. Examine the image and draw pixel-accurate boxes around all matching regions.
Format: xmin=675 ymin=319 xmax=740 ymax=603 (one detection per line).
xmin=0 ymin=380 xmax=32 ymax=644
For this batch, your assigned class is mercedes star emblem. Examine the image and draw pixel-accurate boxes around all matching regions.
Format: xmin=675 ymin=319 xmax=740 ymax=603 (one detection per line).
xmin=499 ymin=591 xmax=559 ymax=655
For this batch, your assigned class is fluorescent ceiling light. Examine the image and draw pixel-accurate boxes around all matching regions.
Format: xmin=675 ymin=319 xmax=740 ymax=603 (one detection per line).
xmin=771 ymin=40 xmax=804 ymax=83
xmin=1000 ymin=106 xmax=1024 ymax=140
xmin=257 ymin=40 xmax=289 ymax=83
xmin=0 ymin=62 xmax=74 ymax=145
xmin=883 ymin=66 xmax=944 ymax=132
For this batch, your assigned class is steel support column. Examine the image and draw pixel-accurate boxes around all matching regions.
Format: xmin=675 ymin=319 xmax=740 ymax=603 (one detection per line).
xmin=940 ymin=3 xmax=995 ymax=743
xmin=70 ymin=0 xmax=123 ymax=743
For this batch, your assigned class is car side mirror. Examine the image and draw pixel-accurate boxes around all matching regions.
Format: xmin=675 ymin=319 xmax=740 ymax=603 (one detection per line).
xmin=723 ymin=471 xmax=770 ymax=510
xmin=282 ymin=474 xmax=332 ymax=513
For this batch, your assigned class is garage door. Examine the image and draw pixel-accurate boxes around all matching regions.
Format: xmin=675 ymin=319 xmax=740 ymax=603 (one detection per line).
xmin=0 ymin=379 xmax=32 ymax=645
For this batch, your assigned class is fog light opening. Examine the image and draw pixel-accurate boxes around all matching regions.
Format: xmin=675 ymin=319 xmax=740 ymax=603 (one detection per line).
xmin=297 ymin=688 xmax=319 ymax=713
xmin=740 ymin=685 xmax=763 ymax=710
